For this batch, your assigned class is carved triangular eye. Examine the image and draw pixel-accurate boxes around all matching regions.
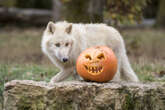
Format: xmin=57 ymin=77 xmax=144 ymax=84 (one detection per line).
xmin=97 ymin=53 xmax=105 ymax=60
xmin=85 ymin=54 xmax=92 ymax=60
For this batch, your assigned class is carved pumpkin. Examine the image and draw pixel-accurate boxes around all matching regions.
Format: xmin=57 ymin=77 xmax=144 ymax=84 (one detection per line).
xmin=76 ymin=46 xmax=117 ymax=82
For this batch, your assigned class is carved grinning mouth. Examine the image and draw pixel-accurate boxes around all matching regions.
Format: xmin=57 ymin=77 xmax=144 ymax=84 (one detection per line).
xmin=84 ymin=65 xmax=103 ymax=75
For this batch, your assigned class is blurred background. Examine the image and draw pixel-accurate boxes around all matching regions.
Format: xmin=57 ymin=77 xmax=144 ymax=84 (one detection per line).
xmin=0 ymin=0 xmax=165 ymax=109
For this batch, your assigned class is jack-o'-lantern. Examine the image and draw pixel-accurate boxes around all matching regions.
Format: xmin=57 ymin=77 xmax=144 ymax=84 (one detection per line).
xmin=76 ymin=46 xmax=117 ymax=82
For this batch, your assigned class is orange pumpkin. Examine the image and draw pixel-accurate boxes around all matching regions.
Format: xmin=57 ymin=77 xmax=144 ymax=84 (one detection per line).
xmin=76 ymin=46 xmax=117 ymax=82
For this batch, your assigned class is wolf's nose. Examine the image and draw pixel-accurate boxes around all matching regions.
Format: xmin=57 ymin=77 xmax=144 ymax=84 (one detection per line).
xmin=63 ymin=58 xmax=68 ymax=62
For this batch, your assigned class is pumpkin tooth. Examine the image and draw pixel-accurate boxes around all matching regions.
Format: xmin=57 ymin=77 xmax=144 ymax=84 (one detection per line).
xmin=93 ymin=67 xmax=95 ymax=73
xmin=94 ymin=67 xmax=96 ymax=72
xmin=90 ymin=67 xmax=92 ymax=72
xmin=88 ymin=67 xmax=90 ymax=71
xmin=99 ymin=67 xmax=102 ymax=72
xmin=100 ymin=67 xmax=102 ymax=71
xmin=98 ymin=67 xmax=100 ymax=72
xmin=92 ymin=67 xmax=94 ymax=73
xmin=96 ymin=67 xmax=98 ymax=73
xmin=95 ymin=67 xmax=97 ymax=73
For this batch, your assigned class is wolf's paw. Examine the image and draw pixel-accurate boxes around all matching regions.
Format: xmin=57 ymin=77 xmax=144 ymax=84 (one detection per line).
xmin=49 ymin=80 xmax=56 ymax=85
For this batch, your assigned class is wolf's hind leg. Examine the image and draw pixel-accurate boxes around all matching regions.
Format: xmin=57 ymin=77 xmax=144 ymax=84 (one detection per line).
xmin=111 ymin=50 xmax=121 ymax=82
xmin=121 ymin=54 xmax=139 ymax=82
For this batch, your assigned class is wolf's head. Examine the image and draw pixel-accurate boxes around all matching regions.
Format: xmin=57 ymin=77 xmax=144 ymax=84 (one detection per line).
xmin=42 ymin=21 xmax=74 ymax=63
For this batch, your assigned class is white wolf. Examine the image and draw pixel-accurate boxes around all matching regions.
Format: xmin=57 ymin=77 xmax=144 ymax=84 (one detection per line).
xmin=41 ymin=21 xmax=139 ymax=83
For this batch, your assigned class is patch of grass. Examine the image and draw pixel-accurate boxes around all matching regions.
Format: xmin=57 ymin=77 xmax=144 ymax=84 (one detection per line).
xmin=133 ymin=62 xmax=165 ymax=82
xmin=0 ymin=64 xmax=59 ymax=83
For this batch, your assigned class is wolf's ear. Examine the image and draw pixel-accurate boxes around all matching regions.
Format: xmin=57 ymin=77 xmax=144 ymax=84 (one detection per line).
xmin=65 ymin=24 xmax=72 ymax=34
xmin=46 ymin=21 xmax=55 ymax=34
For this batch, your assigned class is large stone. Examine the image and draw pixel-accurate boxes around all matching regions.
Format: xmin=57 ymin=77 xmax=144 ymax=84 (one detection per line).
xmin=3 ymin=80 xmax=165 ymax=110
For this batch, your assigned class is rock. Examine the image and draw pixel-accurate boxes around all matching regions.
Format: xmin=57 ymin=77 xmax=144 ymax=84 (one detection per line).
xmin=3 ymin=80 xmax=165 ymax=110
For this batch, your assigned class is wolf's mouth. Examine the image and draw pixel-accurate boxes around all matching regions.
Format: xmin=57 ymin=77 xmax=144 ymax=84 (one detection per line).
xmin=84 ymin=65 xmax=103 ymax=75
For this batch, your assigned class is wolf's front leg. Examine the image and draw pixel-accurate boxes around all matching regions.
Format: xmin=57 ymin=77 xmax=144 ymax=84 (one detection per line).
xmin=73 ymin=69 xmax=83 ymax=81
xmin=50 ymin=68 xmax=73 ymax=84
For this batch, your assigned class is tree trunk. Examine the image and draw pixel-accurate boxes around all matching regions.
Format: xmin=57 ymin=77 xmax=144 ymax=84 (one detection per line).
xmin=3 ymin=80 xmax=165 ymax=110
xmin=156 ymin=0 xmax=165 ymax=27
xmin=88 ymin=0 xmax=105 ymax=22
xmin=52 ymin=0 xmax=62 ymax=22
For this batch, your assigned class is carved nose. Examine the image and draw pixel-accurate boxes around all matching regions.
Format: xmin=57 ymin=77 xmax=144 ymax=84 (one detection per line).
xmin=62 ymin=58 xmax=68 ymax=62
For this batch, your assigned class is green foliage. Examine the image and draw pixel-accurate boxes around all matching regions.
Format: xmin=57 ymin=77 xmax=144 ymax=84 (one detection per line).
xmin=0 ymin=0 xmax=17 ymax=7
xmin=104 ymin=0 xmax=147 ymax=25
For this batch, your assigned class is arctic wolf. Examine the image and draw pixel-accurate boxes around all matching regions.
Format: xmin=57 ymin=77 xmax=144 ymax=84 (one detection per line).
xmin=41 ymin=21 xmax=139 ymax=83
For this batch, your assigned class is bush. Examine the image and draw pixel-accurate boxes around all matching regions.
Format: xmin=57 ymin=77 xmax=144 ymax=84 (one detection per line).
xmin=104 ymin=0 xmax=147 ymax=25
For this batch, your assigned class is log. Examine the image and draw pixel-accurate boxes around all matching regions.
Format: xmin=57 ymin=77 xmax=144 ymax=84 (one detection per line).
xmin=0 ymin=7 xmax=52 ymax=25
xmin=3 ymin=80 xmax=165 ymax=110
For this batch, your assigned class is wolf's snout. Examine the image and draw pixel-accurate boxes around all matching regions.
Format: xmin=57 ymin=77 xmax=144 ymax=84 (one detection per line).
xmin=62 ymin=58 xmax=68 ymax=62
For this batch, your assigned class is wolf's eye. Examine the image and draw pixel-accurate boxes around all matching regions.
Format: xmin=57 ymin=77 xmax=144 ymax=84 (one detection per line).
xmin=55 ymin=43 xmax=60 ymax=47
xmin=65 ymin=43 xmax=69 ymax=47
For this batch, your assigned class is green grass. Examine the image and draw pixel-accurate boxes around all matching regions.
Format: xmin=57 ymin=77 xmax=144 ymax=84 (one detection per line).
xmin=133 ymin=63 xmax=165 ymax=82
xmin=0 ymin=64 xmax=59 ymax=82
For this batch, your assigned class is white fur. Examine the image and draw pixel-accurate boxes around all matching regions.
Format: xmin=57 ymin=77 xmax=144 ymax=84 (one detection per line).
xmin=41 ymin=21 xmax=139 ymax=83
